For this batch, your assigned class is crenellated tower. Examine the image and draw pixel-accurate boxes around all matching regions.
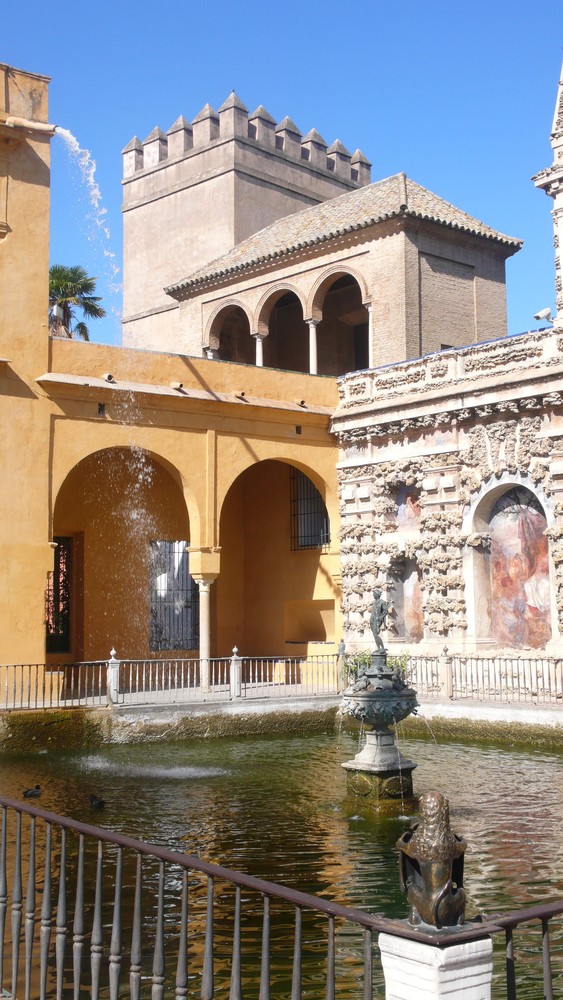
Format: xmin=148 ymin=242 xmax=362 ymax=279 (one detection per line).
xmin=534 ymin=60 xmax=563 ymax=331
xmin=121 ymin=92 xmax=371 ymax=351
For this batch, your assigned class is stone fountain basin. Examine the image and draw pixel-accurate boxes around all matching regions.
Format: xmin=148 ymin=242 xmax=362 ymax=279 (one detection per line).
xmin=340 ymin=686 xmax=418 ymax=729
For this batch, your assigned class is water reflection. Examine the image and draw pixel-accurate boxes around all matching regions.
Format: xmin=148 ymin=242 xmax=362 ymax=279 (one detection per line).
xmin=0 ymin=731 xmax=561 ymax=997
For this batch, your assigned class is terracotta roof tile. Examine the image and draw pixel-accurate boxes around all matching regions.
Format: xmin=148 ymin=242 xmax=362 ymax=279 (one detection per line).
xmin=166 ymin=172 xmax=522 ymax=296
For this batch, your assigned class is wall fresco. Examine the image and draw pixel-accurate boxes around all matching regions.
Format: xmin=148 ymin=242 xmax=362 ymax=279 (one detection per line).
xmin=396 ymin=486 xmax=421 ymax=528
xmin=489 ymin=488 xmax=551 ymax=649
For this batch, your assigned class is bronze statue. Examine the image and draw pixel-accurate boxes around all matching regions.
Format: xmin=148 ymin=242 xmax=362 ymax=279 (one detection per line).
xmin=370 ymin=588 xmax=388 ymax=650
xmin=396 ymin=790 xmax=466 ymax=929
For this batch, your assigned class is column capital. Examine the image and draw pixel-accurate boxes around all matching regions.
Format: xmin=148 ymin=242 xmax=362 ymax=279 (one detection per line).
xmin=187 ymin=546 xmax=221 ymax=579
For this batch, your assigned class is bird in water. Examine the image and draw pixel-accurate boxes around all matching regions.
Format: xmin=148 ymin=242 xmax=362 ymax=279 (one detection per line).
xmin=23 ymin=785 xmax=41 ymax=798
xmin=89 ymin=795 xmax=105 ymax=810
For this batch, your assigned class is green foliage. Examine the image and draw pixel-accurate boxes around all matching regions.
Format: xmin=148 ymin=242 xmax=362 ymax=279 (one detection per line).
xmin=387 ymin=653 xmax=410 ymax=674
xmin=49 ymin=264 xmax=106 ymax=341
xmin=344 ymin=650 xmax=372 ymax=680
xmin=345 ymin=649 xmax=410 ymax=680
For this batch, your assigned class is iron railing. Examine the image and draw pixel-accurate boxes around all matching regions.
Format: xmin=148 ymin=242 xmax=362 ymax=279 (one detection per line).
xmin=405 ymin=651 xmax=563 ymax=705
xmin=0 ymin=654 xmax=341 ymax=711
xmin=0 ymin=797 xmax=561 ymax=999
xmin=2 ymin=650 xmax=563 ymax=712
xmin=0 ymin=662 xmax=107 ymax=711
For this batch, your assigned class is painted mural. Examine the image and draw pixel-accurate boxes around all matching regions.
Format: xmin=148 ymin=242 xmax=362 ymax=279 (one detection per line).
xmin=392 ymin=559 xmax=424 ymax=642
xmin=396 ymin=487 xmax=421 ymax=528
xmin=488 ymin=488 xmax=551 ymax=649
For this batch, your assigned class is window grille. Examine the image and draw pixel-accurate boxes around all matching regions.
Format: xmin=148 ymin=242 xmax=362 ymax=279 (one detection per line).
xmin=290 ymin=469 xmax=330 ymax=550
xmin=45 ymin=536 xmax=72 ymax=653
xmin=149 ymin=541 xmax=199 ymax=651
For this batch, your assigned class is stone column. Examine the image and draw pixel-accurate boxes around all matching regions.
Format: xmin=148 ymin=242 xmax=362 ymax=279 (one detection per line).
xmin=187 ymin=551 xmax=220 ymax=692
xmin=197 ymin=578 xmax=213 ymax=691
xmin=253 ymin=333 xmax=265 ymax=367
xmin=378 ymin=933 xmax=493 ymax=1000
xmin=308 ymin=320 xmax=318 ymax=375
xmin=367 ymin=304 xmax=374 ymax=369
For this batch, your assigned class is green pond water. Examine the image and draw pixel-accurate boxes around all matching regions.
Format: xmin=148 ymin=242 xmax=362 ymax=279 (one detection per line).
xmin=1 ymin=728 xmax=562 ymax=997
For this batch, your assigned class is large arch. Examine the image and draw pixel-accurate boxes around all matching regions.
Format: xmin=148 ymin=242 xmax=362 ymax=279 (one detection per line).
xmin=463 ymin=476 xmax=555 ymax=650
xmin=308 ymin=269 xmax=370 ymax=376
xmin=216 ymin=459 xmax=337 ymax=656
xmin=50 ymin=446 xmax=196 ymax=662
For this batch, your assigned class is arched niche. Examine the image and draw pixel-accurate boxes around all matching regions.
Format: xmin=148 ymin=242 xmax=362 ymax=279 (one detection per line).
xmin=465 ymin=480 xmax=553 ymax=650
xmin=390 ymin=557 xmax=423 ymax=643
xmin=208 ymin=304 xmax=253 ymax=363
xmin=310 ymin=272 xmax=369 ymax=376
xmin=50 ymin=447 xmax=195 ymax=661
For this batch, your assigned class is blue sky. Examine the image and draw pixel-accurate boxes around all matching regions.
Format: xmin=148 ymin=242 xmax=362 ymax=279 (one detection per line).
xmin=4 ymin=0 xmax=563 ymax=345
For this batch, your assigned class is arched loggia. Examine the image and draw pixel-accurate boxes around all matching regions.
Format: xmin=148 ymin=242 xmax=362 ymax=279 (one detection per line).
xmin=309 ymin=271 xmax=369 ymax=375
xmin=208 ymin=304 xmax=253 ymax=363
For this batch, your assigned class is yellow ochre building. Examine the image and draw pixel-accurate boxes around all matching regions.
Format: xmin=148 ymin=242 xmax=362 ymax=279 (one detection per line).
xmin=2 ymin=61 xmax=563 ymax=674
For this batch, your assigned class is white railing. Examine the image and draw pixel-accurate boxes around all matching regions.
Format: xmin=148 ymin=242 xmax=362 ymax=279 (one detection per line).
xmin=406 ymin=651 xmax=563 ymax=704
xmin=0 ymin=661 xmax=107 ymax=710
xmin=110 ymin=651 xmax=340 ymax=706
xmin=0 ymin=651 xmax=341 ymax=710
xmin=2 ymin=650 xmax=561 ymax=711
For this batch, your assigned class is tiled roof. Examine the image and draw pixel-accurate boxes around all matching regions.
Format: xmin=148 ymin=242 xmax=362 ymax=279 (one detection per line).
xmin=166 ymin=172 xmax=522 ymax=296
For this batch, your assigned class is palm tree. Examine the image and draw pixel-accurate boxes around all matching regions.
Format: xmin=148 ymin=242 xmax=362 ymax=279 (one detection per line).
xmin=49 ymin=264 xmax=106 ymax=340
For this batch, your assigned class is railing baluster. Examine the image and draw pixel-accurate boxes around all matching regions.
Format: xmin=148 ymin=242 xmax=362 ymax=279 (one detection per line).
xmin=55 ymin=827 xmax=67 ymax=1000
xmin=291 ymin=905 xmax=301 ymax=1000
xmin=542 ymin=917 xmax=553 ymax=1000
xmin=259 ymin=895 xmax=270 ymax=1000
xmin=0 ymin=807 xmax=7 ymax=991
xmin=229 ymin=885 xmax=242 ymax=1000
xmin=130 ymin=852 xmax=142 ymax=1000
xmin=363 ymin=928 xmax=373 ymax=1000
xmin=325 ymin=914 xmax=335 ymax=1000
xmin=506 ymin=926 xmax=516 ymax=1000
xmin=11 ymin=810 xmax=23 ymax=999
xmin=201 ymin=876 xmax=214 ymax=1000
xmin=175 ymin=868 xmax=188 ymax=1000
xmin=24 ymin=816 xmax=36 ymax=1000
xmin=39 ymin=822 xmax=52 ymax=1000
xmin=109 ymin=846 xmax=122 ymax=1000
xmin=72 ymin=833 xmax=85 ymax=1000
xmin=90 ymin=840 xmax=103 ymax=1000
xmin=152 ymin=861 xmax=165 ymax=1000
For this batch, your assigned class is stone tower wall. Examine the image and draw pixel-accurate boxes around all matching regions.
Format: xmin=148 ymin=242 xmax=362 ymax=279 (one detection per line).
xmin=122 ymin=96 xmax=370 ymax=351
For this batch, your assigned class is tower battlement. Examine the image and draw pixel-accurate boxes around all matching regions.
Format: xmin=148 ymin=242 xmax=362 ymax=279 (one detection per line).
xmin=122 ymin=91 xmax=371 ymax=186
xmin=122 ymin=92 xmax=373 ymax=350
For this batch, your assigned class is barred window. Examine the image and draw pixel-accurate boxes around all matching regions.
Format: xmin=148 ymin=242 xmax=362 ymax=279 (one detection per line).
xmin=290 ymin=469 xmax=330 ymax=550
xmin=149 ymin=541 xmax=199 ymax=651
xmin=45 ymin=536 xmax=72 ymax=653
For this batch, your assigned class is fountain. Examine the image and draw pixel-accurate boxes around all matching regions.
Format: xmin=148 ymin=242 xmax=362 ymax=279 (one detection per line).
xmin=340 ymin=588 xmax=419 ymax=813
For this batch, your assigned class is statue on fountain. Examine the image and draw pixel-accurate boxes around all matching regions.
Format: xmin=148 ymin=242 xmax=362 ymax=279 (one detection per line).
xmin=370 ymin=588 xmax=389 ymax=651
xmin=396 ymin=790 xmax=466 ymax=929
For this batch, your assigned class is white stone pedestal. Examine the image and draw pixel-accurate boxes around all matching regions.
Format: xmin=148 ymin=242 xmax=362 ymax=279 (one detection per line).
xmin=378 ymin=932 xmax=493 ymax=999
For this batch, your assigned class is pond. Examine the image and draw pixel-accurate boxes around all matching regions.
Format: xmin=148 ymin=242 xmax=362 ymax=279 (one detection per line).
xmin=1 ymin=727 xmax=562 ymax=997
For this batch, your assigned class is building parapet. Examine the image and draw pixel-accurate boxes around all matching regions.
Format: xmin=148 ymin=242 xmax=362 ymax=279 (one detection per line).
xmin=122 ymin=90 xmax=371 ymax=186
xmin=334 ymin=328 xmax=563 ymax=424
